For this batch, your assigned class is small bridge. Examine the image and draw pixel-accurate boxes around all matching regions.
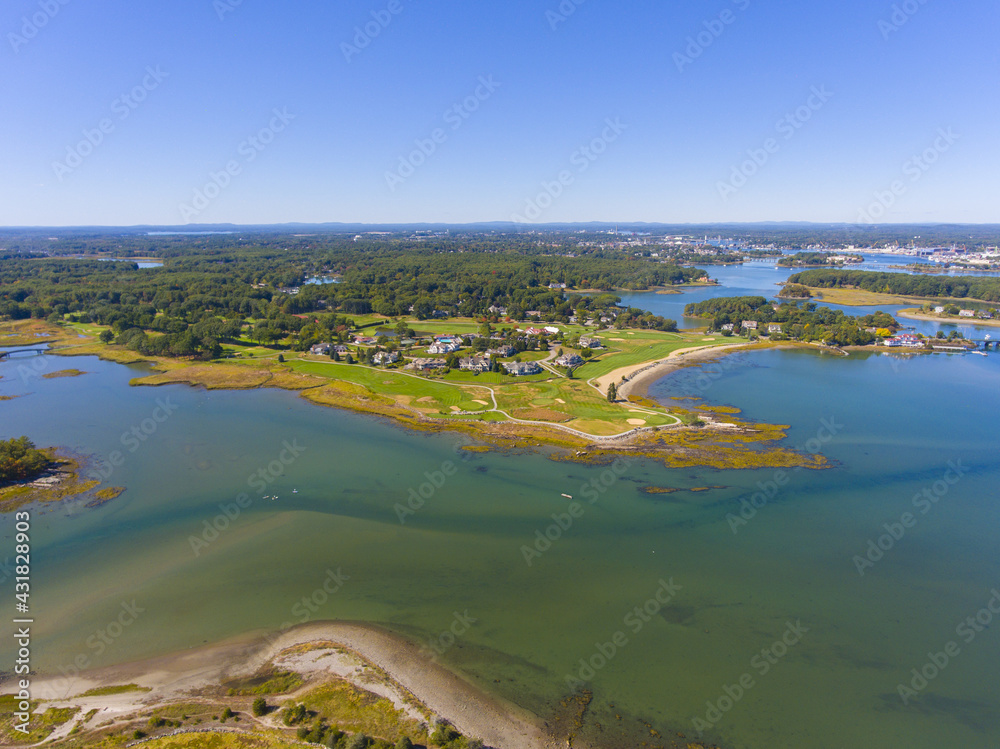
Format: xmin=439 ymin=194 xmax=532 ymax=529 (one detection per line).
xmin=0 ymin=347 xmax=48 ymax=360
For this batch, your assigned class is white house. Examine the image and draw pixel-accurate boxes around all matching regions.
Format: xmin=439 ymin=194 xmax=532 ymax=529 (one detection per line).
xmin=503 ymin=361 xmax=542 ymax=376
xmin=310 ymin=343 xmax=331 ymax=355
xmin=555 ymin=353 xmax=584 ymax=367
xmin=373 ymin=351 xmax=400 ymax=366
xmin=459 ymin=356 xmax=491 ymax=372
xmin=428 ymin=342 xmax=460 ymax=355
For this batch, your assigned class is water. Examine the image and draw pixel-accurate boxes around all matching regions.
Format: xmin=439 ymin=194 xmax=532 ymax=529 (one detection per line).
xmin=614 ymin=255 xmax=998 ymax=337
xmin=1 ymin=337 xmax=999 ymax=747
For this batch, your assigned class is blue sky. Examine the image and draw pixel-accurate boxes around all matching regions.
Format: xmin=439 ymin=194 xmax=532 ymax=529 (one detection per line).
xmin=2 ymin=0 xmax=997 ymax=226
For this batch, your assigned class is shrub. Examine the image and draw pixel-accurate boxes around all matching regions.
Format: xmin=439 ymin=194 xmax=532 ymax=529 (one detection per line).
xmin=251 ymin=697 xmax=267 ymax=716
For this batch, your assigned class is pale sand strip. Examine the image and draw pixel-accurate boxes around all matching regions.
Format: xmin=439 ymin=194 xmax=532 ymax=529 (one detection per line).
xmin=26 ymin=621 xmax=564 ymax=749
xmin=594 ymin=343 xmax=749 ymax=400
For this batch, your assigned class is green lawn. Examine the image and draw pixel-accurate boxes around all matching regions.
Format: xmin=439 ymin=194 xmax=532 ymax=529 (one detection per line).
xmin=573 ymin=334 xmax=701 ymax=380
xmin=287 ymin=359 xmax=490 ymax=414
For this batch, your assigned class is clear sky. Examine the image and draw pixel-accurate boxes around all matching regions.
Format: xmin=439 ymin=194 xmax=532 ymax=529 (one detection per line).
xmin=3 ymin=0 xmax=998 ymax=226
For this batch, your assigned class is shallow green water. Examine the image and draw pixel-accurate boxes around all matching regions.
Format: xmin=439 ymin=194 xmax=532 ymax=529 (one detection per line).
xmin=1 ymin=347 xmax=998 ymax=748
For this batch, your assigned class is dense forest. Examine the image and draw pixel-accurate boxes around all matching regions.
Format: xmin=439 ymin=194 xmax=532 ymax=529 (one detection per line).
xmin=788 ymin=269 xmax=1000 ymax=303
xmin=685 ymin=296 xmax=898 ymax=346
xmin=0 ymin=237 xmax=692 ymax=357
xmin=0 ymin=436 xmax=50 ymax=484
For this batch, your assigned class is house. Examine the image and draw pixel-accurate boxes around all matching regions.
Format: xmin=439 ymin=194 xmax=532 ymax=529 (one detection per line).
xmin=354 ymin=336 xmax=378 ymax=345
xmin=555 ymin=353 xmax=584 ymax=367
xmin=428 ymin=342 xmax=460 ymax=355
xmin=548 ymin=282 xmax=567 ymax=289
xmin=721 ymin=323 xmax=735 ymax=332
xmin=526 ymin=311 xmax=542 ymax=318
xmin=742 ymin=321 xmax=758 ymax=330
xmin=459 ymin=356 xmax=491 ymax=372
xmin=977 ymin=310 xmax=994 ymax=319
xmin=544 ymin=326 xmax=560 ymax=334
xmin=934 ymin=306 xmax=946 ymax=314
xmin=487 ymin=345 xmax=515 ymax=357
xmin=959 ymin=310 xmax=975 ymax=317
xmin=373 ymin=351 xmax=400 ymax=366
xmin=276 ymin=287 xmax=300 ymax=295
xmin=579 ymin=337 xmax=602 ymax=348
xmin=410 ymin=358 xmax=447 ymax=371
xmin=488 ymin=305 xmax=508 ymax=316
xmin=310 ymin=343 xmax=331 ymax=355
xmin=767 ymin=324 xmax=782 ymax=334
xmin=524 ymin=327 xmax=545 ymax=336
xmin=503 ymin=361 xmax=542 ymax=376
xmin=883 ymin=333 xmax=924 ymax=348
xmin=432 ymin=310 xmax=450 ymax=318
xmin=333 ymin=345 xmax=350 ymax=354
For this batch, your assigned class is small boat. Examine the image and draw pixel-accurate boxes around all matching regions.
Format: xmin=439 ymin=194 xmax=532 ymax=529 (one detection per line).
xmin=292 ymin=489 xmax=298 ymax=494
xmin=561 ymin=493 xmax=573 ymax=499
xmin=972 ymin=351 xmax=987 ymax=356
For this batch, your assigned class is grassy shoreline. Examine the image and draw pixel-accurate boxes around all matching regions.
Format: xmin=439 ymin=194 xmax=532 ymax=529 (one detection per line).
xmin=3 ymin=319 xmax=827 ymax=471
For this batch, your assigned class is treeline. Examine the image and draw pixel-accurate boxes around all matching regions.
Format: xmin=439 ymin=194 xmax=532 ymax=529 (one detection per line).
xmin=685 ymin=296 xmax=898 ymax=346
xmin=788 ymin=269 xmax=1000 ymax=303
xmin=0 ymin=238 xmax=688 ymax=358
xmin=0 ymin=437 xmax=50 ymax=484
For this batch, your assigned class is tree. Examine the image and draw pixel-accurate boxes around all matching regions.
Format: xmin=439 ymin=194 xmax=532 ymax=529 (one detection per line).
xmin=99 ymin=328 xmax=114 ymax=343
xmin=607 ymin=382 xmax=617 ymax=402
xmin=251 ymin=697 xmax=267 ymax=716
xmin=394 ymin=739 xmax=414 ymax=749
xmin=0 ymin=437 xmax=50 ymax=484
xmin=277 ymin=353 xmax=285 ymax=363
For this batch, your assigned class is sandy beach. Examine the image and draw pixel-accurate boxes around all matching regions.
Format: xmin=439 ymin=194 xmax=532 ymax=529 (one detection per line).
xmin=897 ymin=308 xmax=1000 ymax=328
xmin=594 ymin=342 xmax=750 ymax=400
xmin=22 ymin=621 xmax=564 ymax=749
